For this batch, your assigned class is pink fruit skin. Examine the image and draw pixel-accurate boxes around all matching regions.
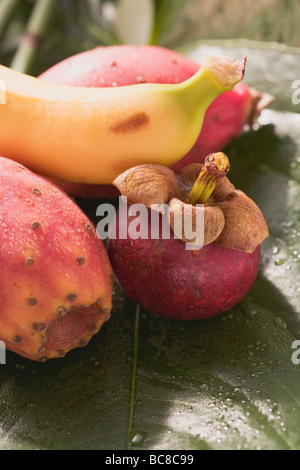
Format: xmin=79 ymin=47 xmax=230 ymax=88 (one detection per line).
xmin=39 ymin=45 xmax=253 ymax=198
xmin=107 ymin=209 xmax=261 ymax=320
xmin=0 ymin=157 xmax=113 ymax=361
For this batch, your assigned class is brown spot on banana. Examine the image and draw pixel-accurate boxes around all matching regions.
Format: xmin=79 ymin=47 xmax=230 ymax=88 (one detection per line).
xmin=110 ymin=112 xmax=149 ymax=134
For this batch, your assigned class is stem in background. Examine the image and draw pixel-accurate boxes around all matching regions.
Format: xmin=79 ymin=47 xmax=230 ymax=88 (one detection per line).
xmin=128 ymin=303 xmax=140 ymax=450
xmin=0 ymin=0 xmax=21 ymax=45
xmin=150 ymin=0 xmax=187 ymax=45
xmin=10 ymin=0 xmax=58 ymax=75
xmin=83 ymin=0 xmax=120 ymax=46
xmin=84 ymin=20 xmax=120 ymax=46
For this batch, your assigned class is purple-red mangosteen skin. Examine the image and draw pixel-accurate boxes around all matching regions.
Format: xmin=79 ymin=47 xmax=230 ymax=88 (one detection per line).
xmin=107 ymin=208 xmax=261 ymax=320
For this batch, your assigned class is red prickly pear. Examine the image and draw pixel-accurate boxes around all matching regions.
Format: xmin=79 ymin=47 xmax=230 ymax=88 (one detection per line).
xmin=39 ymin=45 xmax=273 ymax=199
xmin=0 ymin=157 xmax=113 ymax=361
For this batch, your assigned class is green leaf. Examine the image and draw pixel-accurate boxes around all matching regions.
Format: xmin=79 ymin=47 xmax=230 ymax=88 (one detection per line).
xmin=0 ymin=39 xmax=300 ymax=450
xmin=158 ymin=1 xmax=300 ymax=50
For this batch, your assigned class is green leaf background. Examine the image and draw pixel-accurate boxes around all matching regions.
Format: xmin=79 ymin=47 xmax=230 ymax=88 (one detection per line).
xmin=0 ymin=0 xmax=300 ymax=451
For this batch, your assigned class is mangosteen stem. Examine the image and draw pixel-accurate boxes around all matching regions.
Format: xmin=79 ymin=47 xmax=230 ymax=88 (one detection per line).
xmin=188 ymin=152 xmax=230 ymax=205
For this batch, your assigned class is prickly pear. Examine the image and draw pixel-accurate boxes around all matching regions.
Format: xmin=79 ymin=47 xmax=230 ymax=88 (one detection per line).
xmin=0 ymin=157 xmax=112 ymax=361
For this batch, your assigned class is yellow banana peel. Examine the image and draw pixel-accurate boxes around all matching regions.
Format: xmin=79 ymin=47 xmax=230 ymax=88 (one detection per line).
xmin=0 ymin=55 xmax=246 ymax=184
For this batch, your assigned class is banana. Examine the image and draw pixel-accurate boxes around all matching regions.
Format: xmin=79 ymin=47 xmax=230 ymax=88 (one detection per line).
xmin=0 ymin=55 xmax=246 ymax=184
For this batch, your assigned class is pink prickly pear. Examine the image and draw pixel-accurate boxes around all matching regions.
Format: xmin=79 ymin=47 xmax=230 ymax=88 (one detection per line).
xmin=39 ymin=45 xmax=273 ymax=198
xmin=0 ymin=157 xmax=113 ymax=361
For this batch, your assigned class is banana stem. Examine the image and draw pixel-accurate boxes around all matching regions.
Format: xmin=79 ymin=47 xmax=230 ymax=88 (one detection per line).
xmin=188 ymin=152 xmax=230 ymax=205
xmin=174 ymin=55 xmax=246 ymax=141
xmin=10 ymin=0 xmax=58 ymax=75
xmin=0 ymin=0 xmax=21 ymax=45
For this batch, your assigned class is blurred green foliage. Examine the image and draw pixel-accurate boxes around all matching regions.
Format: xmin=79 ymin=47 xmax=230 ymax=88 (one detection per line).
xmin=0 ymin=0 xmax=299 ymax=77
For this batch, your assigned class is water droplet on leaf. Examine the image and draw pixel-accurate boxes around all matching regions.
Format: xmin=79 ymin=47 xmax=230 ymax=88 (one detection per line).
xmin=131 ymin=432 xmax=145 ymax=446
xmin=275 ymin=258 xmax=286 ymax=266
xmin=273 ymin=317 xmax=287 ymax=329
